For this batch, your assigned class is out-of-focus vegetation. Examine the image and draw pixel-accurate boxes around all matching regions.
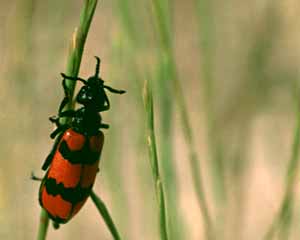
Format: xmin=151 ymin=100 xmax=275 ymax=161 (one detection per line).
xmin=1 ymin=0 xmax=300 ymax=239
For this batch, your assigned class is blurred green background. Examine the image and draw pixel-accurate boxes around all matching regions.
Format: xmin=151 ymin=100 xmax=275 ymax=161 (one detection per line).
xmin=1 ymin=0 xmax=300 ymax=239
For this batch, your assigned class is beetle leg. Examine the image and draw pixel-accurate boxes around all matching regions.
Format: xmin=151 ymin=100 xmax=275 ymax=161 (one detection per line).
xmin=100 ymin=86 xmax=125 ymax=112
xmin=59 ymin=110 xmax=76 ymax=118
xmin=99 ymin=123 xmax=109 ymax=129
xmin=49 ymin=115 xmax=60 ymax=128
xmin=31 ymin=172 xmax=42 ymax=181
xmin=104 ymin=85 xmax=126 ymax=94
xmin=50 ymin=126 xmax=62 ymax=139
xmin=41 ymin=150 xmax=55 ymax=171
xmin=61 ymin=79 xmax=70 ymax=108
xmin=42 ymin=137 xmax=60 ymax=170
xmin=58 ymin=97 xmax=70 ymax=115
xmin=52 ymin=221 xmax=60 ymax=229
xmin=105 ymin=92 xmax=110 ymax=108
xmin=42 ymin=130 xmax=66 ymax=170
xmin=49 ymin=110 xmax=76 ymax=128
xmin=98 ymin=92 xmax=110 ymax=112
xmin=50 ymin=124 xmax=69 ymax=139
xmin=61 ymin=73 xmax=87 ymax=84
xmin=58 ymin=73 xmax=87 ymax=114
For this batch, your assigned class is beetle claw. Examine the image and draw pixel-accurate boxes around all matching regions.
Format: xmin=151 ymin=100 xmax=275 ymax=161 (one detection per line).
xmin=53 ymin=221 xmax=60 ymax=229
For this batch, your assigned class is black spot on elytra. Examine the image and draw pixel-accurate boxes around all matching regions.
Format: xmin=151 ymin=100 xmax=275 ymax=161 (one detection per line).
xmin=44 ymin=177 xmax=92 ymax=204
xmin=59 ymin=140 xmax=100 ymax=165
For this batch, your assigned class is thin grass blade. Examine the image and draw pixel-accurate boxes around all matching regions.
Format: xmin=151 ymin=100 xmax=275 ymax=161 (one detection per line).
xmin=143 ymin=79 xmax=169 ymax=240
xmin=90 ymin=191 xmax=122 ymax=240
xmin=151 ymin=0 xmax=214 ymax=239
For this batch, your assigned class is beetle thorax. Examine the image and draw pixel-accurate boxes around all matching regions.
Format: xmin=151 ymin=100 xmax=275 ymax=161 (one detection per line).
xmin=71 ymin=107 xmax=101 ymax=135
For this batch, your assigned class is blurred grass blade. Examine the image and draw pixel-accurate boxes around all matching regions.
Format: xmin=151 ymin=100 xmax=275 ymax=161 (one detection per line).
xmin=143 ymin=79 xmax=169 ymax=240
xmin=263 ymin=87 xmax=300 ymax=240
xmin=151 ymin=0 xmax=214 ymax=238
xmin=36 ymin=1 xmax=98 ymax=239
xmin=195 ymin=0 xmax=226 ymax=207
xmin=115 ymin=0 xmax=136 ymax=43
xmin=151 ymin=0 xmax=171 ymax=51
xmin=90 ymin=191 xmax=122 ymax=240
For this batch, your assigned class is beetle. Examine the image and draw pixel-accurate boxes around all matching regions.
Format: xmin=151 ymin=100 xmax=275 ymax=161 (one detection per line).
xmin=38 ymin=56 xmax=125 ymax=225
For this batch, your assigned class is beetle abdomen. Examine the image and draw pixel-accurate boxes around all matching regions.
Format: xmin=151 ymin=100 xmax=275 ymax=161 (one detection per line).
xmin=39 ymin=129 xmax=104 ymax=223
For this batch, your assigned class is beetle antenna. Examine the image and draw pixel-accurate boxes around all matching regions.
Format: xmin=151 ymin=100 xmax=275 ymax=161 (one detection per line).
xmin=95 ymin=56 xmax=101 ymax=77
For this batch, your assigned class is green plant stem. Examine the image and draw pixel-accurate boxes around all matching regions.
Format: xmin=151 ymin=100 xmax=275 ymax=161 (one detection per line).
xmin=36 ymin=1 xmax=98 ymax=239
xmin=90 ymin=191 xmax=122 ymax=240
xmin=37 ymin=209 xmax=49 ymax=240
xmin=144 ymin=79 xmax=169 ymax=240
xmin=151 ymin=1 xmax=214 ymax=239
xmin=63 ymin=0 xmax=99 ymax=109
xmin=263 ymin=89 xmax=300 ymax=240
xmin=156 ymin=56 xmax=184 ymax=240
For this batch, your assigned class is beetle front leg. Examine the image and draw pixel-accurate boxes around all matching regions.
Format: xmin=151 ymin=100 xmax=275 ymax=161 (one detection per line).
xmin=61 ymin=73 xmax=87 ymax=84
xmin=50 ymin=124 xmax=69 ymax=139
xmin=58 ymin=79 xmax=71 ymax=113
xmin=49 ymin=110 xmax=76 ymax=127
xmin=100 ymin=123 xmax=109 ymax=129
xmin=104 ymin=85 xmax=126 ymax=94
xmin=98 ymin=121 xmax=109 ymax=129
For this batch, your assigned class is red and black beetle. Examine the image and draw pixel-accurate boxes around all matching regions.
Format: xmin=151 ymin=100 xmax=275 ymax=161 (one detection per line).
xmin=39 ymin=57 xmax=125 ymax=225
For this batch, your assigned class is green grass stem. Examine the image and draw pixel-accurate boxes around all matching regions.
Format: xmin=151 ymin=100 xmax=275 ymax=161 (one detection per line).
xmin=148 ymin=3 xmax=184 ymax=239
xmin=63 ymin=0 xmax=99 ymax=109
xmin=37 ymin=209 xmax=50 ymax=240
xmin=90 ymin=191 xmax=122 ymax=240
xmin=113 ymin=3 xmax=174 ymax=238
xmin=156 ymin=56 xmax=184 ymax=240
xmin=143 ymin=79 xmax=169 ymax=240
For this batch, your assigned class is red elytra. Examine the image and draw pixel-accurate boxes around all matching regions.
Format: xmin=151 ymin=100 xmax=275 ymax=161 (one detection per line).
xmin=39 ymin=129 xmax=104 ymax=223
